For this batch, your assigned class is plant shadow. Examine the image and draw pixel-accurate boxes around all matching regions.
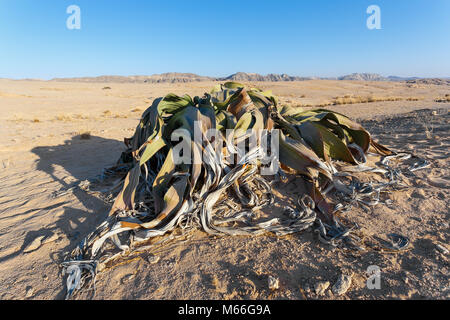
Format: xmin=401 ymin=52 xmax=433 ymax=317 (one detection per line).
xmin=27 ymin=134 xmax=125 ymax=299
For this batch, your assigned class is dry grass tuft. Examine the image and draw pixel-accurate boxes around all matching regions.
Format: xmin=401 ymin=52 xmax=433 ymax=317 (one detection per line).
xmin=405 ymin=97 xmax=424 ymax=101
xmin=435 ymin=95 xmax=450 ymax=103
xmin=290 ymin=94 xmax=423 ymax=109
xmin=79 ymin=131 xmax=91 ymax=140
xmin=54 ymin=113 xmax=89 ymax=121
xmin=101 ymin=110 xmax=128 ymax=118
xmin=55 ymin=114 xmax=72 ymax=121
xmin=332 ymin=95 xmax=403 ymax=105
xmin=113 ymin=113 xmax=128 ymax=118
xmin=292 ymin=100 xmax=333 ymax=109
xmin=72 ymin=114 xmax=89 ymax=120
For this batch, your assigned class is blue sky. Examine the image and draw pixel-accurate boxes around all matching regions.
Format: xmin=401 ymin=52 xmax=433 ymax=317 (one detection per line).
xmin=0 ymin=0 xmax=449 ymax=79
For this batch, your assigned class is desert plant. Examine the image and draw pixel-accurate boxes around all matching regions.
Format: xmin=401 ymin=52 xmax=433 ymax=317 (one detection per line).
xmin=62 ymin=82 xmax=415 ymax=299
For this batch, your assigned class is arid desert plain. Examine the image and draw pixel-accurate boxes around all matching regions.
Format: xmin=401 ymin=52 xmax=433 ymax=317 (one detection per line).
xmin=0 ymin=78 xmax=448 ymax=300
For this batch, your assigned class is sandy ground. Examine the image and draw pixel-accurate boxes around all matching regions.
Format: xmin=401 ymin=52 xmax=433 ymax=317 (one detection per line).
xmin=0 ymin=79 xmax=448 ymax=300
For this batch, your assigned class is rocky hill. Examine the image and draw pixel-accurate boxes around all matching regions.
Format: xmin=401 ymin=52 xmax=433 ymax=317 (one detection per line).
xmin=405 ymin=78 xmax=450 ymax=86
xmin=51 ymin=72 xmax=213 ymax=83
xmin=337 ymin=73 xmax=389 ymax=81
xmin=219 ymin=72 xmax=314 ymax=82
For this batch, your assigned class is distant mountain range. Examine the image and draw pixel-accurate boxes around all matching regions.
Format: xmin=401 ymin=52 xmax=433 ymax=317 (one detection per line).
xmin=51 ymin=72 xmax=214 ymax=83
xmin=218 ymin=72 xmax=315 ymax=82
xmin=336 ymin=73 xmax=410 ymax=81
xmin=49 ymin=72 xmax=449 ymax=84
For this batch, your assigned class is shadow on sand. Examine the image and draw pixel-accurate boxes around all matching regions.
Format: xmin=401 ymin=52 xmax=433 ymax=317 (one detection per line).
xmin=26 ymin=134 xmax=125 ymax=299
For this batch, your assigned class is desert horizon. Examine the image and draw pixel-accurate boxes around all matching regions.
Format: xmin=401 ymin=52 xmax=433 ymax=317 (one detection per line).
xmin=3 ymin=71 xmax=449 ymax=83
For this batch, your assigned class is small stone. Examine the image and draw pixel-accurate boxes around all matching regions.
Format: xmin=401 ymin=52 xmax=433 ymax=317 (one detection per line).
xmin=411 ymin=189 xmax=426 ymax=199
xmin=437 ymin=192 xmax=446 ymax=200
xmin=436 ymin=244 xmax=449 ymax=255
xmin=147 ymin=255 xmax=160 ymax=264
xmin=97 ymin=262 xmax=106 ymax=272
xmin=25 ymin=287 xmax=34 ymax=298
xmin=43 ymin=275 xmax=48 ymax=281
xmin=314 ymin=281 xmax=330 ymax=296
xmin=268 ymin=276 xmax=279 ymax=290
xmin=332 ymin=273 xmax=353 ymax=296
xmin=121 ymin=274 xmax=135 ymax=283
xmin=23 ymin=236 xmax=45 ymax=253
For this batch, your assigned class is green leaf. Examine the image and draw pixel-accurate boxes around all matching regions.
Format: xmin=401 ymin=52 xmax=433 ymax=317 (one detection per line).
xmin=139 ymin=135 xmax=166 ymax=166
xmin=278 ymin=132 xmax=332 ymax=180
xmin=298 ymin=122 xmax=357 ymax=163
xmin=157 ymin=93 xmax=194 ymax=117
xmin=223 ymin=81 xmax=245 ymax=89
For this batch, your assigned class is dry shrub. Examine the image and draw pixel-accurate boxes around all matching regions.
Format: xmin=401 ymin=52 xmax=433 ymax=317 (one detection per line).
xmin=435 ymin=95 xmax=450 ymax=103
xmin=79 ymin=131 xmax=91 ymax=140
xmin=332 ymin=95 xmax=403 ymax=105
xmin=55 ymin=114 xmax=72 ymax=121
xmin=73 ymin=114 xmax=89 ymax=120
xmin=55 ymin=113 xmax=89 ymax=121
xmin=292 ymin=100 xmax=332 ymax=109
xmin=102 ymin=110 xmax=128 ymax=118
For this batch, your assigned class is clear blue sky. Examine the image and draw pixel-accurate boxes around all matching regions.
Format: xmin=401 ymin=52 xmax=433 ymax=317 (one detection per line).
xmin=0 ymin=0 xmax=449 ymax=79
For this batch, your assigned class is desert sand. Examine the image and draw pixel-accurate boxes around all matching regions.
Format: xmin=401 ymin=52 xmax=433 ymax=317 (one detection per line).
xmin=0 ymin=79 xmax=448 ymax=300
